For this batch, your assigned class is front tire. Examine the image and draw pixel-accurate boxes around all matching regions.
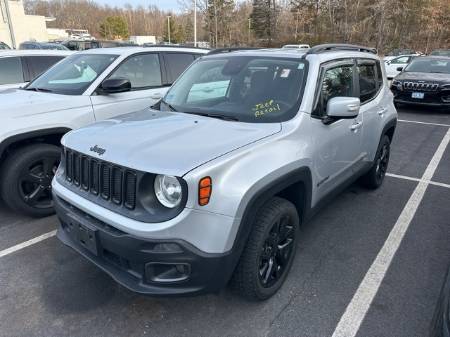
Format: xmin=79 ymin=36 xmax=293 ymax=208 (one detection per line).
xmin=231 ymin=197 xmax=300 ymax=301
xmin=361 ymin=135 xmax=391 ymax=189
xmin=1 ymin=144 xmax=60 ymax=217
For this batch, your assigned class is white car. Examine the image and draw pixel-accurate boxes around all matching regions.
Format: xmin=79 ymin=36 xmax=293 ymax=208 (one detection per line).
xmin=384 ymin=54 xmax=418 ymax=80
xmin=0 ymin=46 xmax=208 ymax=217
xmin=0 ymin=50 xmax=72 ymax=90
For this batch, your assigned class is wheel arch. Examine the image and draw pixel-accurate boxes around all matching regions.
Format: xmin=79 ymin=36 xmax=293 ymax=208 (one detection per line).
xmin=382 ymin=118 xmax=397 ymax=143
xmin=227 ymin=167 xmax=313 ymax=271
xmin=0 ymin=127 xmax=71 ymax=163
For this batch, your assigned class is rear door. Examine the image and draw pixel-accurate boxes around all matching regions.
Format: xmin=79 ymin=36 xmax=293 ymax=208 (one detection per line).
xmin=0 ymin=56 xmax=25 ymax=89
xmin=23 ymin=55 xmax=65 ymax=82
xmin=91 ymin=52 xmax=167 ymax=120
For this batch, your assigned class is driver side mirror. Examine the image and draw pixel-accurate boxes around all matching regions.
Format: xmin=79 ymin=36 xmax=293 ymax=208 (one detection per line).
xmin=326 ymin=97 xmax=360 ymax=120
xmin=100 ymin=78 xmax=131 ymax=94
xmin=396 ymin=66 xmax=404 ymax=72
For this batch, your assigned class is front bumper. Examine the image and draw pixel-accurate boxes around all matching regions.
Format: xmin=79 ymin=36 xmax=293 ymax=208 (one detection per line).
xmin=54 ymin=194 xmax=238 ymax=296
xmin=392 ymin=88 xmax=450 ymax=107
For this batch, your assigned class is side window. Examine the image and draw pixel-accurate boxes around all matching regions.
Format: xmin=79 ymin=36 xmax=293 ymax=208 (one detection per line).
xmin=164 ymin=53 xmax=195 ymax=84
xmin=0 ymin=57 xmax=24 ymax=85
xmin=376 ymin=61 xmax=383 ymax=88
xmin=109 ymin=54 xmax=162 ymax=89
xmin=392 ymin=56 xmax=409 ymax=64
xmin=357 ymin=60 xmax=378 ymax=103
xmin=25 ymin=56 xmax=64 ymax=81
xmin=317 ymin=63 xmax=354 ymax=115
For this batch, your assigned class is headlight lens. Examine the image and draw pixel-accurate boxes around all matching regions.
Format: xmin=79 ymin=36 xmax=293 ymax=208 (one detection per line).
xmin=154 ymin=175 xmax=182 ymax=208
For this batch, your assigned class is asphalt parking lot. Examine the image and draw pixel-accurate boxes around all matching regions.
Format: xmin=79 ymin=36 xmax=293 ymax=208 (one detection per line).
xmin=0 ymin=106 xmax=449 ymax=337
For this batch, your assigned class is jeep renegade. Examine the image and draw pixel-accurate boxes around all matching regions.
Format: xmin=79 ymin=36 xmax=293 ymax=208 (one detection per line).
xmin=52 ymin=44 xmax=397 ymax=300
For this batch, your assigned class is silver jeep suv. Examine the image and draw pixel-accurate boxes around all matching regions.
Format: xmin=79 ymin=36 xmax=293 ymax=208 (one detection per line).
xmin=52 ymin=44 xmax=397 ymax=300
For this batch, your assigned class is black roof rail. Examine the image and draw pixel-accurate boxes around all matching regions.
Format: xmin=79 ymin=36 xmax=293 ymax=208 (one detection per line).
xmin=302 ymin=44 xmax=377 ymax=58
xmin=143 ymin=44 xmax=210 ymax=50
xmin=206 ymin=47 xmax=261 ymax=55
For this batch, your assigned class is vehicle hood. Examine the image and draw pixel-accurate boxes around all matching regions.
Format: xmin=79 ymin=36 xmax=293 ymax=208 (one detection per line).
xmin=395 ymin=72 xmax=450 ymax=83
xmin=0 ymin=88 xmax=89 ymax=117
xmin=63 ymin=109 xmax=282 ymax=177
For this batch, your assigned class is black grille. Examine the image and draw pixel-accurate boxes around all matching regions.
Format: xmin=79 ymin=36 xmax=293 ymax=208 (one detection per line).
xmin=65 ymin=148 xmax=137 ymax=209
xmin=402 ymin=81 xmax=439 ymax=91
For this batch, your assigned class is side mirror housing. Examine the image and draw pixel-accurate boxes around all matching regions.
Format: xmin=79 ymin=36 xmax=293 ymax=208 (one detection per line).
xmin=100 ymin=78 xmax=131 ymax=94
xmin=396 ymin=66 xmax=404 ymax=72
xmin=326 ymin=97 xmax=360 ymax=119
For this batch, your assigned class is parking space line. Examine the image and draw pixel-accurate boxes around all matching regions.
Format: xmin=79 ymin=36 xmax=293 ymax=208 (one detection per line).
xmin=398 ymin=119 xmax=450 ymax=127
xmin=387 ymin=173 xmax=450 ymax=189
xmin=332 ymin=127 xmax=450 ymax=337
xmin=0 ymin=230 xmax=56 ymax=259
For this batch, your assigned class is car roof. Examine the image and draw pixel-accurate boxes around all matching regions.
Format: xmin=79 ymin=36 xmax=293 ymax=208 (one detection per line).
xmin=0 ymin=50 xmax=73 ymax=57
xmin=77 ymin=47 xmax=210 ymax=56
xmin=203 ymin=48 xmax=380 ymax=62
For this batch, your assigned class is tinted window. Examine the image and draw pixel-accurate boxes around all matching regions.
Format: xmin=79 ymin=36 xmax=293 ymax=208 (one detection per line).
xmin=27 ymin=54 xmax=118 ymax=95
xmin=0 ymin=57 xmax=24 ymax=85
xmin=25 ymin=56 xmax=65 ymax=80
xmin=164 ymin=56 xmax=307 ymax=123
xmin=109 ymin=53 xmax=162 ymax=89
xmin=318 ymin=63 xmax=354 ymax=115
xmin=357 ymin=61 xmax=378 ymax=103
xmin=376 ymin=61 xmax=383 ymax=88
xmin=164 ymin=53 xmax=195 ymax=83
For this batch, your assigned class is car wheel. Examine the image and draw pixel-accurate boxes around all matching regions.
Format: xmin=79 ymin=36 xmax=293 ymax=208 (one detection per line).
xmin=361 ymin=135 xmax=391 ymax=189
xmin=1 ymin=144 xmax=60 ymax=217
xmin=231 ymin=197 xmax=299 ymax=301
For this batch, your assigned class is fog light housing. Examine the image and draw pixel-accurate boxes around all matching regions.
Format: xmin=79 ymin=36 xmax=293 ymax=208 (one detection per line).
xmin=145 ymin=262 xmax=191 ymax=283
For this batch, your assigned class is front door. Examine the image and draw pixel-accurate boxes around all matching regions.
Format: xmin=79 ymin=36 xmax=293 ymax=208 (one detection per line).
xmin=91 ymin=53 xmax=168 ymax=121
xmin=308 ymin=60 xmax=364 ymax=204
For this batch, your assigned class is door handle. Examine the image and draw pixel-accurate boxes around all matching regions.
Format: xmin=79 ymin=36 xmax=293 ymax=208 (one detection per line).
xmin=378 ymin=108 xmax=387 ymax=116
xmin=350 ymin=121 xmax=363 ymax=131
xmin=150 ymin=93 xmax=162 ymax=100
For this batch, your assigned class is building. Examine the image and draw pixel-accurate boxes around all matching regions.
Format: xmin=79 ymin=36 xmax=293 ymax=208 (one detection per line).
xmin=0 ymin=0 xmax=48 ymax=48
xmin=129 ymin=36 xmax=157 ymax=45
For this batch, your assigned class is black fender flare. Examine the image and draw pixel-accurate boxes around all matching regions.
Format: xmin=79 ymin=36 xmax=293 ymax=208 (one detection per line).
xmin=0 ymin=127 xmax=71 ymax=160
xmin=381 ymin=118 xmax=397 ymax=141
xmin=225 ymin=167 xmax=313 ymax=276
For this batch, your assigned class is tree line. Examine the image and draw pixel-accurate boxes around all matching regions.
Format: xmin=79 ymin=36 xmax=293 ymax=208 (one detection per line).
xmin=24 ymin=0 xmax=450 ymax=53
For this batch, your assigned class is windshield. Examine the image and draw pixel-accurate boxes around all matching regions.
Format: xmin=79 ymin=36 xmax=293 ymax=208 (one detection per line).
xmin=27 ymin=53 xmax=118 ymax=95
xmin=163 ymin=56 xmax=308 ymax=123
xmin=430 ymin=50 xmax=450 ymax=57
xmin=404 ymin=58 xmax=450 ymax=74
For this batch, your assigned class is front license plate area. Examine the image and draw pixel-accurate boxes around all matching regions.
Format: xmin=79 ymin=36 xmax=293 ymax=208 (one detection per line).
xmin=412 ymin=92 xmax=425 ymax=99
xmin=67 ymin=215 xmax=98 ymax=255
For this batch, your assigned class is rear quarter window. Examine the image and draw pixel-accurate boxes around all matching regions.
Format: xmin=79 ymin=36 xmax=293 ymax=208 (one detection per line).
xmin=25 ymin=56 xmax=65 ymax=81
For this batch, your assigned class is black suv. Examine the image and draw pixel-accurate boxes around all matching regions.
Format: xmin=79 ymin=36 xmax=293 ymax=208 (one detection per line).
xmin=391 ymin=56 xmax=450 ymax=108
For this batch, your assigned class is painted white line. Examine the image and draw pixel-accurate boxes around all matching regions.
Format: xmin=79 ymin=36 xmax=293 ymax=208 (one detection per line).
xmin=398 ymin=119 xmax=450 ymax=127
xmin=0 ymin=230 xmax=56 ymax=259
xmin=332 ymin=127 xmax=450 ymax=337
xmin=386 ymin=173 xmax=450 ymax=189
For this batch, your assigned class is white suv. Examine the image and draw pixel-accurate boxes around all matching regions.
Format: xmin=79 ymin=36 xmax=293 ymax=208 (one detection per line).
xmin=0 ymin=46 xmax=208 ymax=217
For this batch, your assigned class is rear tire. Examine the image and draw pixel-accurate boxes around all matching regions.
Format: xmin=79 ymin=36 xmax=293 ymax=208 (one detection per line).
xmin=231 ymin=197 xmax=300 ymax=301
xmin=361 ymin=135 xmax=391 ymax=189
xmin=0 ymin=144 xmax=60 ymax=217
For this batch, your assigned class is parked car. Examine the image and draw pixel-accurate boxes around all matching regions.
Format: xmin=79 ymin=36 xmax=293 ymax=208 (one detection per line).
xmin=391 ymin=56 xmax=450 ymax=107
xmin=19 ymin=41 xmax=69 ymax=51
xmin=282 ymin=44 xmax=310 ymax=49
xmin=62 ymin=40 xmax=136 ymax=51
xmin=52 ymin=44 xmax=397 ymax=300
xmin=430 ymin=49 xmax=450 ymax=57
xmin=0 ymin=46 xmax=208 ymax=217
xmin=430 ymin=265 xmax=450 ymax=337
xmin=385 ymin=54 xmax=418 ymax=80
xmin=0 ymin=41 xmax=11 ymax=50
xmin=0 ymin=50 xmax=72 ymax=90
xmin=384 ymin=48 xmax=417 ymax=61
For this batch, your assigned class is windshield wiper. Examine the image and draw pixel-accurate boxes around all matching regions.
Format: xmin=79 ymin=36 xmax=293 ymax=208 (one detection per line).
xmin=183 ymin=111 xmax=239 ymax=122
xmin=24 ymin=87 xmax=53 ymax=93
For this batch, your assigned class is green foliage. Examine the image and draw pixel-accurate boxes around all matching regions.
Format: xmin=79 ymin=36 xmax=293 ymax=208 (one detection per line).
xmin=99 ymin=16 xmax=129 ymax=40
xmin=250 ymin=0 xmax=278 ymax=46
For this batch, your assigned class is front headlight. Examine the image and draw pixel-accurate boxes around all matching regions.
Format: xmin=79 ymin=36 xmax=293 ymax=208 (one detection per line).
xmin=154 ymin=175 xmax=182 ymax=208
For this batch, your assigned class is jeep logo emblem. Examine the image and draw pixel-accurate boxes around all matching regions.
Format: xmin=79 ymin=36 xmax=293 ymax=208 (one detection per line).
xmin=90 ymin=145 xmax=106 ymax=156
